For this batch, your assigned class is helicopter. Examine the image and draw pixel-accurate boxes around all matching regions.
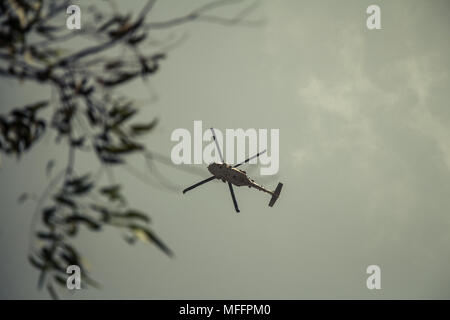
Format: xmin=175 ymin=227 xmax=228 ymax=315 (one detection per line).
xmin=182 ymin=128 xmax=283 ymax=212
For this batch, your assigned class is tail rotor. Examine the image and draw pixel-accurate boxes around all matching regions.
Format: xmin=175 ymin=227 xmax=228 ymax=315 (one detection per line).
xmin=268 ymin=182 xmax=283 ymax=207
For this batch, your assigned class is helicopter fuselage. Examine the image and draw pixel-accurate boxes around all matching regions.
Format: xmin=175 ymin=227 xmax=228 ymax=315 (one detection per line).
xmin=182 ymin=128 xmax=283 ymax=212
xmin=207 ymin=163 xmax=273 ymax=195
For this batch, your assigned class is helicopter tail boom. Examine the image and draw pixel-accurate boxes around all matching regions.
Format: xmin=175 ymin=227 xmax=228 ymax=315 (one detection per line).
xmin=268 ymin=182 xmax=283 ymax=207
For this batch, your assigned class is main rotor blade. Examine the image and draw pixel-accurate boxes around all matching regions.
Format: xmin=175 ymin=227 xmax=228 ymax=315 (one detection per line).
xmin=233 ymin=149 xmax=267 ymax=168
xmin=210 ymin=128 xmax=224 ymax=163
xmin=182 ymin=176 xmax=216 ymax=194
xmin=227 ymin=182 xmax=240 ymax=213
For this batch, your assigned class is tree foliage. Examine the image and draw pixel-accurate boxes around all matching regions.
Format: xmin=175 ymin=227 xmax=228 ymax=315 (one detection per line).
xmin=0 ymin=0 xmax=259 ymax=298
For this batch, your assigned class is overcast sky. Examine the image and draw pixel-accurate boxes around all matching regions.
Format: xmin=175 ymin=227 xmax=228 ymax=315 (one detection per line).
xmin=1 ymin=0 xmax=450 ymax=299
